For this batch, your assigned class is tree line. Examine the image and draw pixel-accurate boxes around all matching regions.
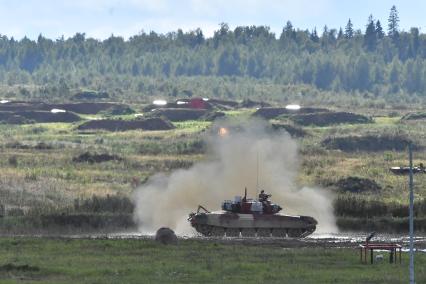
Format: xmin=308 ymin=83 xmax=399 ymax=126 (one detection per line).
xmin=1 ymin=5 xmax=426 ymax=102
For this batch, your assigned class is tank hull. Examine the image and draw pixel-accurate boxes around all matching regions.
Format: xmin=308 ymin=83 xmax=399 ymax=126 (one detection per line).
xmin=189 ymin=211 xmax=317 ymax=238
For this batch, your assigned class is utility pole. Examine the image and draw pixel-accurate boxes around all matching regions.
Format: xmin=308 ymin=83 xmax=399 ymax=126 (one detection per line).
xmin=408 ymin=144 xmax=415 ymax=284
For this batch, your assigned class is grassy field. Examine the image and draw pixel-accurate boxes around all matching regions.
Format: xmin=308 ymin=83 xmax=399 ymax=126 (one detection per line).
xmin=1 ymin=106 xmax=426 ymax=232
xmin=0 ymin=237 xmax=425 ymax=283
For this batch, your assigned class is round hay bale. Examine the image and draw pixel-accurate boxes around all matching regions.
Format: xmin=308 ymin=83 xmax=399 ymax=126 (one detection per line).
xmin=155 ymin=227 xmax=178 ymax=245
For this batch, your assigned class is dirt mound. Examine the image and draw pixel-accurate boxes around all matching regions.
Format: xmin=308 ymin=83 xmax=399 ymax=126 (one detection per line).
xmin=73 ymin=152 xmax=123 ymax=164
xmin=155 ymin=227 xmax=178 ymax=245
xmin=0 ymin=111 xmax=81 ymax=124
xmin=334 ymin=176 xmax=381 ymax=193
xmin=401 ymin=112 xmax=426 ymax=121
xmin=143 ymin=103 xmax=175 ymax=112
xmin=0 ymin=101 xmax=132 ymax=115
xmin=253 ymin=107 xmax=330 ymax=119
xmin=5 ymin=141 xmax=53 ymax=150
xmin=100 ymin=105 xmax=135 ymax=115
xmin=202 ymin=111 xmax=226 ymax=121
xmin=77 ymin=118 xmax=174 ymax=131
xmin=271 ymin=123 xmax=307 ymax=137
xmin=208 ymin=98 xmax=239 ymax=110
xmin=49 ymin=103 xmax=131 ymax=115
xmin=322 ymin=135 xmax=415 ymax=152
xmin=0 ymin=101 xmax=44 ymax=112
xmin=239 ymin=99 xmax=271 ymax=108
xmin=72 ymin=90 xmax=109 ymax=100
xmin=149 ymin=108 xmax=207 ymax=121
xmin=0 ymin=263 xmax=40 ymax=272
xmin=290 ymin=112 xmax=371 ymax=126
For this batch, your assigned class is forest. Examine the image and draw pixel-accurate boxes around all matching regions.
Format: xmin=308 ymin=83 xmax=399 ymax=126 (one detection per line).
xmin=0 ymin=5 xmax=425 ymax=105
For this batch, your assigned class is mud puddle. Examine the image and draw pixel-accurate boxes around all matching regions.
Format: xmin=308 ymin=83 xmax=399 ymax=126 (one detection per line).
xmin=17 ymin=231 xmax=425 ymax=250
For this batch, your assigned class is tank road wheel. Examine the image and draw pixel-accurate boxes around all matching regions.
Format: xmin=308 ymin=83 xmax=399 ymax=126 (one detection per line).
xmin=256 ymin=228 xmax=271 ymax=237
xmin=197 ymin=224 xmax=212 ymax=236
xmin=225 ymin=228 xmax=240 ymax=237
xmin=287 ymin=229 xmax=302 ymax=238
xmin=271 ymin=229 xmax=287 ymax=238
xmin=210 ymin=227 xmax=225 ymax=237
xmin=240 ymin=228 xmax=256 ymax=237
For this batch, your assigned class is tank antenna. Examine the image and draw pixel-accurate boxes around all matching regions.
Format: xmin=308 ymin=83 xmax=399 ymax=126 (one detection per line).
xmin=256 ymin=148 xmax=259 ymax=195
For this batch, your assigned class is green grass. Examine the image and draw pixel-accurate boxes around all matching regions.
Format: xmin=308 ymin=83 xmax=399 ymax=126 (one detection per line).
xmin=2 ymin=108 xmax=426 ymax=230
xmin=0 ymin=238 xmax=425 ymax=283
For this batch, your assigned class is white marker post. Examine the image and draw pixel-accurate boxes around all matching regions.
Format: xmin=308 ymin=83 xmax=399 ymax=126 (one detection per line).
xmin=408 ymin=144 xmax=415 ymax=284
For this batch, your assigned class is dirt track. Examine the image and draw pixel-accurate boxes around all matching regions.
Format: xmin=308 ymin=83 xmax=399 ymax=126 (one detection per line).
xmin=10 ymin=232 xmax=425 ymax=249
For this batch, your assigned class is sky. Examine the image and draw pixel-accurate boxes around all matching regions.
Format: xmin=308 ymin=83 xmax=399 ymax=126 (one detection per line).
xmin=0 ymin=0 xmax=425 ymax=40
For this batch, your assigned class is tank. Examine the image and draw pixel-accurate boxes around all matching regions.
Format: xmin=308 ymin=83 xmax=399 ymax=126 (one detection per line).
xmin=187 ymin=189 xmax=317 ymax=238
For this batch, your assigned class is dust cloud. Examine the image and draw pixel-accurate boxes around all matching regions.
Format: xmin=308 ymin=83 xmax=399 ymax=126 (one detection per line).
xmin=133 ymin=119 xmax=337 ymax=235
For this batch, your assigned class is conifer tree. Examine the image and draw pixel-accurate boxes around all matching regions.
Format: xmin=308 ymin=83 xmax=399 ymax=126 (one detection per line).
xmin=388 ymin=5 xmax=399 ymax=40
xmin=364 ymin=15 xmax=377 ymax=51
xmin=344 ymin=19 xmax=354 ymax=39
xmin=337 ymin=28 xmax=344 ymax=40
xmin=310 ymin=28 xmax=319 ymax=42
xmin=375 ymin=20 xmax=384 ymax=39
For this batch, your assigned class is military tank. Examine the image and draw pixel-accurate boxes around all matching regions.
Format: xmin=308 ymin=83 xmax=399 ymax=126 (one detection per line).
xmin=188 ymin=189 xmax=317 ymax=238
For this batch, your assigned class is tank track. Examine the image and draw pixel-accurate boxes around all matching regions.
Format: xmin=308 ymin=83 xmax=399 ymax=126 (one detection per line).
xmin=194 ymin=224 xmax=315 ymax=238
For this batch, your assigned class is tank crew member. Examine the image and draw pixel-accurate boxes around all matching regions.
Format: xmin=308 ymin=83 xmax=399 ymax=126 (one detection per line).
xmin=258 ymin=190 xmax=271 ymax=202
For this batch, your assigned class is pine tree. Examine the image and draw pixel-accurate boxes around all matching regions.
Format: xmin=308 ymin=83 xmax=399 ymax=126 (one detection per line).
xmin=388 ymin=5 xmax=399 ymax=40
xmin=375 ymin=20 xmax=384 ymax=39
xmin=364 ymin=15 xmax=377 ymax=51
xmin=410 ymin=27 xmax=420 ymax=57
xmin=310 ymin=28 xmax=319 ymax=42
xmin=337 ymin=28 xmax=344 ymax=40
xmin=282 ymin=21 xmax=296 ymax=40
xmin=344 ymin=19 xmax=354 ymax=39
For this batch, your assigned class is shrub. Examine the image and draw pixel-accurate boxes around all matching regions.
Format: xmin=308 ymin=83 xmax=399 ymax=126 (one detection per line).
xmin=8 ymin=155 xmax=18 ymax=167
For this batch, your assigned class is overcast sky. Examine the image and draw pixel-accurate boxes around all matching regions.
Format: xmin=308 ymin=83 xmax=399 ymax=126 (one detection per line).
xmin=0 ymin=0 xmax=424 ymax=40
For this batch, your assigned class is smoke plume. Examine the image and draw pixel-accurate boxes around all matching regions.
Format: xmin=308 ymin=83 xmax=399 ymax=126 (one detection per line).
xmin=133 ymin=119 xmax=337 ymax=234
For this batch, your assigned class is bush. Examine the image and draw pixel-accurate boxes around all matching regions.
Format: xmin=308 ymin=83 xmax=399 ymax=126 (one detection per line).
xmin=334 ymin=195 xmax=426 ymax=218
xmin=73 ymin=195 xmax=134 ymax=214
xmin=8 ymin=155 xmax=18 ymax=167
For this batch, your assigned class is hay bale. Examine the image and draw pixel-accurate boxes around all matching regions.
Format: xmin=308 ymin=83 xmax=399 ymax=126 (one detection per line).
xmin=155 ymin=227 xmax=178 ymax=245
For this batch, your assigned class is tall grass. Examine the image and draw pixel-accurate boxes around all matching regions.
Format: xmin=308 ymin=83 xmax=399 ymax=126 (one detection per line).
xmin=334 ymin=195 xmax=426 ymax=218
